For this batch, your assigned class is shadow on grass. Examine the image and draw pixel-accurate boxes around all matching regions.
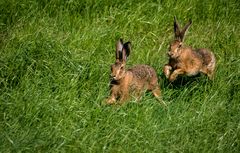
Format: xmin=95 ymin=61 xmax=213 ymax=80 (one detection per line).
xmin=159 ymin=73 xmax=213 ymax=89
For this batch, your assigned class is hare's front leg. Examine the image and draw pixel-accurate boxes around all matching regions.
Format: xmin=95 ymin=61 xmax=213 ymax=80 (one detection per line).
xmin=106 ymin=85 xmax=118 ymax=104
xmin=119 ymin=86 xmax=130 ymax=104
xmin=163 ymin=64 xmax=172 ymax=79
xmin=119 ymin=92 xmax=130 ymax=104
xmin=169 ymin=68 xmax=185 ymax=82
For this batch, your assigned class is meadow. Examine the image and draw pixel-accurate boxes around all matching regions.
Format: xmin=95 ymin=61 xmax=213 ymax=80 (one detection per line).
xmin=0 ymin=0 xmax=239 ymax=152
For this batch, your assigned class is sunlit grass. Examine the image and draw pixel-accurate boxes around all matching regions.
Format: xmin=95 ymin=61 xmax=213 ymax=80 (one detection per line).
xmin=0 ymin=0 xmax=239 ymax=152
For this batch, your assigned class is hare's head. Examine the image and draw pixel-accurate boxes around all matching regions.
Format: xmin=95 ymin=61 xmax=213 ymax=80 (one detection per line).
xmin=168 ymin=17 xmax=192 ymax=58
xmin=168 ymin=39 xmax=182 ymax=58
xmin=110 ymin=39 xmax=131 ymax=80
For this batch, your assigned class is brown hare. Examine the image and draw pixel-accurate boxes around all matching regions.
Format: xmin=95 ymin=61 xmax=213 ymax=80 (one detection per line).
xmin=106 ymin=39 xmax=166 ymax=106
xmin=163 ymin=17 xmax=216 ymax=82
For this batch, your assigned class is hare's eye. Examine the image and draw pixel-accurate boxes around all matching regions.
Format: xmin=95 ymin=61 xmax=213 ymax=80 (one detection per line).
xmin=178 ymin=43 xmax=182 ymax=48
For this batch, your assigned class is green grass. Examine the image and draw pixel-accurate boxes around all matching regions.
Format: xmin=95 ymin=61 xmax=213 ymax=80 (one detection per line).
xmin=0 ymin=0 xmax=239 ymax=152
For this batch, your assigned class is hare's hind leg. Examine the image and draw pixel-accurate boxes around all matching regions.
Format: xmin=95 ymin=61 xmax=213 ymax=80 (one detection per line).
xmin=152 ymin=86 xmax=161 ymax=98
xmin=207 ymin=69 xmax=215 ymax=80
xmin=148 ymin=78 xmax=161 ymax=98
xmin=207 ymin=61 xmax=216 ymax=80
xmin=206 ymin=55 xmax=216 ymax=80
xmin=152 ymin=86 xmax=167 ymax=107
xmin=200 ymin=67 xmax=214 ymax=80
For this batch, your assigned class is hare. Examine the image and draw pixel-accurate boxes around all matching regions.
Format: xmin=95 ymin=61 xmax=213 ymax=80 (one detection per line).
xmin=163 ymin=17 xmax=216 ymax=82
xmin=106 ymin=39 xmax=165 ymax=106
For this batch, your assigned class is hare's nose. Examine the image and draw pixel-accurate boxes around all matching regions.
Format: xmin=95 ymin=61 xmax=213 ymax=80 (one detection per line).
xmin=110 ymin=74 xmax=116 ymax=78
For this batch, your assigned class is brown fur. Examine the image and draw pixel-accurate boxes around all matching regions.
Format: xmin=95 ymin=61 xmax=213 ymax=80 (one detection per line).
xmin=106 ymin=39 xmax=165 ymax=105
xmin=163 ymin=17 xmax=216 ymax=82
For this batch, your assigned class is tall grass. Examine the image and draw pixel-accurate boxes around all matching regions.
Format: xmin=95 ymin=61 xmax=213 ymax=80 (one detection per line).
xmin=0 ymin=0 xmax=239 ymax=152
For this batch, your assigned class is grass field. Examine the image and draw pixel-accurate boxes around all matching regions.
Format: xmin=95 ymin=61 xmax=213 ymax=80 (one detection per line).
xmin=0 ymin=0 xmax=240 ymax=152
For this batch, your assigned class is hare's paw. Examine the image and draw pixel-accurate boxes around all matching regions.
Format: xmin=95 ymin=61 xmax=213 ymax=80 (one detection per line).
xmin=163 ymin=65 xmax=172 ymax=79
xmin=106 ymin=97 xmax=116 ymax=105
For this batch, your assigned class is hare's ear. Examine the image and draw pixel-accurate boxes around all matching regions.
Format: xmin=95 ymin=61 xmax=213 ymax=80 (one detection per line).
xmin=180 ymin=19 xmax=192 ymax=42
xmin=116 ymin=39 xmax=123 ymax=62
xmin=174 ymin=16 xmax=181 ymax=40
xmin=122 ymin=41 xmax=131 ymax=61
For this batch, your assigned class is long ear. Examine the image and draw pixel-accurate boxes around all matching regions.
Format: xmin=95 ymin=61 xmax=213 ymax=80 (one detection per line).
xmin=180 ymin=19 xmax=192 ymax=42
xmin=116 ymin=39 xmax=123 ymax=62
xmin=122 ymin=41 xmax=131 ymax=61
xmin=174 ymin=16 xmax=181 ymax=40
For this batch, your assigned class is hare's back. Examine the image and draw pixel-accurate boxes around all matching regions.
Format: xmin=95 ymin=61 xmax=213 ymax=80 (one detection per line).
xmin=128 ymin=65 xmax=157 ymax=79
xmin=195 ymin=49 xmax=215 ymax=66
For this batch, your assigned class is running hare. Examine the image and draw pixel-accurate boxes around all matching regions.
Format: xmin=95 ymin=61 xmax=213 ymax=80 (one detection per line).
xmin=106 ymin=39 xmax=165 ymax=106
xmin=163 ymin=17 xmax=216 ymax=82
